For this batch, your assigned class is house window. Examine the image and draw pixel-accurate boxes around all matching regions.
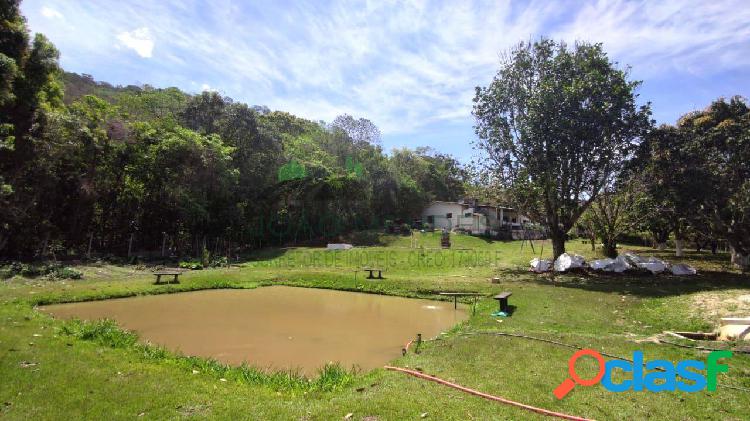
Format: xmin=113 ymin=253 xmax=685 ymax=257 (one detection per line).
xmin=464 ymin=212 xmax=472 ymax=217
xmin=446 ymin=213 xmax=452 ymax=218
xmin=427 ymin=215 xmax=434 ymax=223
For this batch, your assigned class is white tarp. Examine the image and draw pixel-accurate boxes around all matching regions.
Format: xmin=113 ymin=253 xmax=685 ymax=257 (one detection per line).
xmin=671 ymin=263 xmax=697 ymax=275
xmin=589 ymin=252 xmax=693 ymax=275
xmin=622 ymin=252 xmax=668 ymax=274
xmin=589 ymin=258 xmax=615 ymax=271
xmin=638 ymin=260 xmax=667 ymax=274
xmin=611 ymin=255 xmax=632 ymax=272
xmin=530 ymin=258 xmax=552 ymax=273
xmin=553 ymin=253 xmax=586 ymax=272
xmin=590 ymin=256 xmax=631 ymax=272
xmin=623 ymin=252 xmax=646 ymax=265
xmin=326 ymin=243 xmax=353 ymax=250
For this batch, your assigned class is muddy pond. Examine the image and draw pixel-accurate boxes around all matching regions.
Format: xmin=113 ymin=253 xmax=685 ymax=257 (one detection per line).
xmin=41 ymin=286 xmax=468 ymax=374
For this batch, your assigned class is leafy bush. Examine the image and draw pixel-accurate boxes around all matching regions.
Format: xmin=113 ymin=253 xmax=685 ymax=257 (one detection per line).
xmin=53 ymin=267 xmax=83 ymax=279
xmin=210 ymin=256 xmax=228 ymax=268
xmin=0 ymin=262 xmax=82 ymax=280
xmin=399 ymin=223 xmax=411 ymax=235
xmin=20 ymin=264 xmax=42 ymax=277
xmin=179 ymin=261 xmax=203 ymax=270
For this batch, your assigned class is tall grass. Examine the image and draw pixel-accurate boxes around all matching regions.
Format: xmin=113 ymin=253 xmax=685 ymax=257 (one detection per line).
xmin=59 ymin=318 xmax=356 ymax=392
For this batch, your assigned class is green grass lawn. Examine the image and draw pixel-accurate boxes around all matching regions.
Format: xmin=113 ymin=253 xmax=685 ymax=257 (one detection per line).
xmin=1 ymin=232 xmax=749 ymax=420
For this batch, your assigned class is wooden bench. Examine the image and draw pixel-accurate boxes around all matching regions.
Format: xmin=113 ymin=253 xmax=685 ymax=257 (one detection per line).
xmin=153 ymin=270 xmax=181 ymax=285
xmin=493 ymin=291 xmax=512 ymax=313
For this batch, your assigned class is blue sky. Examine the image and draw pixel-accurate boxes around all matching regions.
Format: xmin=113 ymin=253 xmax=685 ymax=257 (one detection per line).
xmin=22 ymin=0 xmax=750 ymax=162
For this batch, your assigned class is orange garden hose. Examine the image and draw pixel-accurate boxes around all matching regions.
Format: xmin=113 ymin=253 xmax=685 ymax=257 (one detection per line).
xmin=384 ymin=365 xmax=594 ymax=421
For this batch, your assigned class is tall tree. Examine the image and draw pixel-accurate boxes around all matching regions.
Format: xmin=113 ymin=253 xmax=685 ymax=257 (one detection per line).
xmin=0 ymin=0 xmax=64 ymax=256
xmin=473 ymin=39 xmax=651 ymax=259
xmin=631 ymin=125 xmax=702 ymax=255
xmin=579 ymin=180 xmax=639 ymax=258
xmin=678 ymin=97 xmax=750 ymax=270
xmin=330 ymin=114 xmax=381 ymax=146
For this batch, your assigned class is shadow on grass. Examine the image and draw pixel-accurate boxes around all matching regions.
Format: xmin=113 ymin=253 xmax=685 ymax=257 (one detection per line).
xmin=497 ymin=267 xmax=750 ymax=298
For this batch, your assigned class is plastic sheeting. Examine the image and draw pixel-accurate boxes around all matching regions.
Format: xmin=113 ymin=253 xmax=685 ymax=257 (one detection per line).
xmin=589 ymin=255 xmax=630 ymax=272
xmin=530 ymin=258 xmax=552 ymax=273
xmin=671 ymin=263 xmax=697 ymax=275
xmin=589 ymin=258 xmax=615 ymax=270
xmin=623 ymin=253 xmax=669 ymax=274
xmin=638 ymin=260 xmax=667 ymax=274
xmin=530 ymin=251 xmax=696 ymax=276
xmin=553 ymin=253 xmax=586 ymax=272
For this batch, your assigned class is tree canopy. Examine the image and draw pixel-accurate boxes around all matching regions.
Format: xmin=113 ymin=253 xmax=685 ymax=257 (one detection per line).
xmin=473 ymin=39 xmax=651 ymax=258
xmin=0 ymin=2 xmax=470 ymax=259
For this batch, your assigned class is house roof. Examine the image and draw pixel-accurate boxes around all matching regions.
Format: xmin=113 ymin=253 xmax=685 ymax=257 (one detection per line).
xmin=425 ymin=200 xmax=515 ymax=211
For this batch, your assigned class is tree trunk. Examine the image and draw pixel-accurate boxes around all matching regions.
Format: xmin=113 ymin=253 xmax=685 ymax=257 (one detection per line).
xmin=675 ymin=239 xmax=684 ymax=257
xmin=87 ymin=233 xmax=93 ymax=259
xmin=602 ymin=241 xmax=617 ymax=258
xmin=730 ymin=247 xmax=749 ymax=271
xmin=550 ymin=230 xmax=566 ymax=260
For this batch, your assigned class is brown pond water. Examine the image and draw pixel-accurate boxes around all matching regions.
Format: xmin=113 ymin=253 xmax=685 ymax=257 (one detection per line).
xmin=40 ymin=286 xmax=468 ymax=374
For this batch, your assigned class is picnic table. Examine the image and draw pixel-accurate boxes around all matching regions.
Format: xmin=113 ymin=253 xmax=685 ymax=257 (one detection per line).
xmin=439 ymin=292 xmax=482 ymax=311
xmin=153 ymin=269 xmax=182 ymax=285
xmin=363 ymin=268 xmax=384 ymax=279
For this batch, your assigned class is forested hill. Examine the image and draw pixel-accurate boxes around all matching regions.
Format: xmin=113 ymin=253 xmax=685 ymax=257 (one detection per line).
xmin=61 ymin=72 xmax=142 ymax=104
xmin=0 ymin=4 xmax=469 ymax=261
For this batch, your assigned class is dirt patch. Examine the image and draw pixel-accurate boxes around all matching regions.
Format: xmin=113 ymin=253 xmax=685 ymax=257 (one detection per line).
xmin=176 ymin=403 xmax=211 ymax=417
xmin=692 ymin=291 xmax=750 ymax=322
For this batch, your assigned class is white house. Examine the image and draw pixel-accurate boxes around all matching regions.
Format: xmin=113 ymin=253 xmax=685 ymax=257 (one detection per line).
xmin=421 ymin=199 xmax=534 ymax=236
xmin=421 ymin=201 xmax=489 ymax=234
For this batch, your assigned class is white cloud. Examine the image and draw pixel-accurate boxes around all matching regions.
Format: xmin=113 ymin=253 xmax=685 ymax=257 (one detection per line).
xmin=40 ymin=6 xmax=63 ymax=19
xmin=553 ymin=0 xmax=750 ymax=76
xmin=21 ymin=0 xmax=750 ymax=137
xmin=116 ymin=27 xmax=154 ymax=58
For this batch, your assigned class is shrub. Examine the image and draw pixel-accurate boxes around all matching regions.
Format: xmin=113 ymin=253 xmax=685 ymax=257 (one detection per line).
xmin=53 ymin=267 xmax=83 ymax=280
xmin=210 ymin=256 xmax=228 ymax=268
xmin=20 ymin=264 xmax=42 ymax=277
xmin=399 ymin=223 xmax=411 ymax=235
xmin=179 ymin=261 xmax=203 ymax=270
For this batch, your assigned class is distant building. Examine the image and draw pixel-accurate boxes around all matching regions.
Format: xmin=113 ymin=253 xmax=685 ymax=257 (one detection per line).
xmin=421 ymin=199 xmax=534 ymax=237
